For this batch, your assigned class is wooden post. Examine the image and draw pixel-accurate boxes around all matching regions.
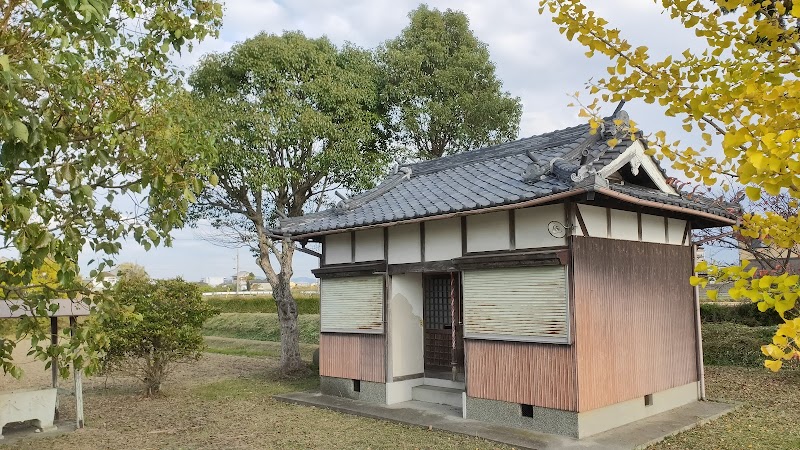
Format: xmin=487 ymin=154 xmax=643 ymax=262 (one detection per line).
xmin=50 ymin=317 xmax=59 ymax=420
xmin=69 ymin=317 xmax=84 ymax=428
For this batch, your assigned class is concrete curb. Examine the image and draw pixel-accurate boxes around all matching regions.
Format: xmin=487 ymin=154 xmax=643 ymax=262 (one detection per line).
xmin=275 ymin=392 xmax=736 ymax=450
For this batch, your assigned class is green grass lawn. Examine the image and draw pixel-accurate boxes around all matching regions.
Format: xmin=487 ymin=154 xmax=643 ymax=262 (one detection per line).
xmin=651 ymin=366 xmax=800 ymax=449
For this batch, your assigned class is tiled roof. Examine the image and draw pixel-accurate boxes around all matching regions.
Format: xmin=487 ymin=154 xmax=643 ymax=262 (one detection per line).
xmin=279 ymin=121 xmax=735 ymax=236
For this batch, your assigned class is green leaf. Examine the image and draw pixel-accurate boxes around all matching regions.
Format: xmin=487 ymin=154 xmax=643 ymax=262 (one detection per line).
xmin=0 ymin=54 xmax=9 ymax=71
xmin=11 ymin=121 xmax=29 ymax=143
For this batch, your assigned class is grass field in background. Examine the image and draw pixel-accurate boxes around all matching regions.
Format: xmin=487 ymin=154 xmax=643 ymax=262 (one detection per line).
xmin=202 ymin=313 xmax=320 ymax=344
xmin=204 ymin=296 xmax=320 ymax=314
xmin=204 ymin=335 xmax=318 ymax=360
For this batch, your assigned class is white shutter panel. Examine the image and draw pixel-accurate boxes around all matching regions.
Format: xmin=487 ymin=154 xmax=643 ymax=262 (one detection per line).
xmin=321 ymin=276 xmax=384 ymax=333
xmin=463 ymin=266 xmax=569 ymax=343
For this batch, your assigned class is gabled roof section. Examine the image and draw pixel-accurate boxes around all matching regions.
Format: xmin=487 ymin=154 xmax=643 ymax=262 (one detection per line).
xmin=279 ymin=112 xmax=737 ymax=237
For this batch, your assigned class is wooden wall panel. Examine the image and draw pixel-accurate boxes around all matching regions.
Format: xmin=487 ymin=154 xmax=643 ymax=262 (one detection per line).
xmin=319 ymin=333 xmax=385 ymax=383
xmin=465 ymin=340 xmax=578 ymax=411
xmin=572 ymin=236 xmax=698 ymax=412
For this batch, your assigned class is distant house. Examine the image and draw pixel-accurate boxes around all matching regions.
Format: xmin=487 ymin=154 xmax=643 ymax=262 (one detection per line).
xmin=738 ymin=238 xmax=800 ymax=275
xmin=91 ymin=271 xmax=118 ymax=291
xmin=278 ymin=113 xmax=735 ymax=438
xmin=202 ymin=276 xmax=225 ymax=287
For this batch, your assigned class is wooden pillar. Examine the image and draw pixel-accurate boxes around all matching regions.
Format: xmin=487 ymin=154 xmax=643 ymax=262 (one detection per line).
xmin=69 ymin=317 xmax=84 ymax=428
xmin=50 ymin=317 xmax=59 ymax=420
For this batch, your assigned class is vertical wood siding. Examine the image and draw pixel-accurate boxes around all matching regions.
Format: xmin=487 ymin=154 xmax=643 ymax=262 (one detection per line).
xmin=465 ymin=340 xmax=578 ymax=411
xmin=319 ymin=333 xmax=385 ymax=383
xmin=572 ymin=236 xmax=698 ymax=412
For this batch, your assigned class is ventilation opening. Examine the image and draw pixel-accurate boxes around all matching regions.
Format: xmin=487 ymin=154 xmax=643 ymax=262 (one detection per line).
xmin=353 ymin=379 xmax=361 ymax=393
xmin=521 ymin=403 xmax=534 ymax=418
xmin=644 ymin=394 xmax=653 ymax=407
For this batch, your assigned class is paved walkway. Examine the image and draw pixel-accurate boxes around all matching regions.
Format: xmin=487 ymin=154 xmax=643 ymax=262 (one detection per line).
xmin=275 ymin=392 xmax=734 ymax=450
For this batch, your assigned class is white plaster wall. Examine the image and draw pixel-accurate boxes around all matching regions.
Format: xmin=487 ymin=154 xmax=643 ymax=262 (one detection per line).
xmin=355 ymin=228 xmax=384 ymax=262
xmin=385 ymin=378 xmax=425 ymax=405
xmin=667 ymin=218 xmax=687 ymax=245
xmin=577 ymin=382 xmax=699 ymax=438
xmin=576 ymin=205 xmax=607 ymax=238
xmin=467 ymin=211 xmax=510 ymax=253
xmin=610 ymin=209 xmax=639 ymax=241
xmin=324 ymin=232 xmax=351 ymax=265
xmin=388 ymin=223 xmax=421 ymax=264
xmin=424 ymin=217 xmax=462 ymax=261
xmin=641 ymin=213 xmax=666 ymax=244
xmin=389 ymin=273 xmax=424 ymax=378
xmin=515 ymin=204 xmax=566 ymax=248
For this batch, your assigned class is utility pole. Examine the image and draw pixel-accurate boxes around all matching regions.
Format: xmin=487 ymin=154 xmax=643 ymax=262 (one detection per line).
xmin=235 ymin=249 xmax=240 ymax=294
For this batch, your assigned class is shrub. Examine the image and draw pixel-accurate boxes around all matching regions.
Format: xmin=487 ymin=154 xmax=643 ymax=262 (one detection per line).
xmin=102 ymin=278 xmax=219 ymax=395
xmin=204 ymin=295 xmax=319 ymax=314
xmin=702 ymin=323 xmax=780 ymax=367
xmin=700 ymin=302 xmax=783 ymax=327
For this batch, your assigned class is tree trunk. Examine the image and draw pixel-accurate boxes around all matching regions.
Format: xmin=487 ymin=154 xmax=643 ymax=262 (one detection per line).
xmin=273 ymin=275 xmax=305 ymax=373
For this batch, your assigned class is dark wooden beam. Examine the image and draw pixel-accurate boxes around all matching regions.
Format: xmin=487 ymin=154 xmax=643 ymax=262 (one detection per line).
xmin=420 ymin=222 xmax=426 ymax=262
xmin=637 ymin=212 xmax=643 ymax=242
xmin=664 ymin=216 xmax=670 ymax=243
xmin=606 ymin=208 xmax=612 ymax=238
xmin=313 ymin=260 xmax=386 ymax=278
xmin=508 ymin=209 xmax=516 ymax=250
xmin=388 ymin=260 xmax=458 ymax=275
xmin=454 ymin=247 xmax=569 ymax=270
xmin=575 ymin=205 xmax=589 ymax=237
xmin=350 ymin=230 xmax=356 ymax=263
xmin=461 ymin=216 xmax=468 ymax=256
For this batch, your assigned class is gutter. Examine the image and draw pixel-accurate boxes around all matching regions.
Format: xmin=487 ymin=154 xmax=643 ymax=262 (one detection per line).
xmin=594 ymin=187 xmax=737 ymax=226
xmin=284 ymin=189 xmax=588 ymax=240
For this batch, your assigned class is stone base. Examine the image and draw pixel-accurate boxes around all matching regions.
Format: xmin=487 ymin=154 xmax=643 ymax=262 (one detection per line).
xmin=320 ymin=376 xmax=386 ymax=404
xmin=465 ymin=397 xmax=579 ymax=438
xmin=465 ymin=382 xmax=701 ymax=439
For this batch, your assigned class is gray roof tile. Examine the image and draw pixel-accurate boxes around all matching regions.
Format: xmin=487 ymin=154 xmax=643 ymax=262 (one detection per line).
xmin=280 ymin=123 xmax=735 ymax=235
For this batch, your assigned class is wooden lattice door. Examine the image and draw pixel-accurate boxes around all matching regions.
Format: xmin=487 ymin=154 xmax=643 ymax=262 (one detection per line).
xmin=423 ymin=273 xmax=464 ymax=380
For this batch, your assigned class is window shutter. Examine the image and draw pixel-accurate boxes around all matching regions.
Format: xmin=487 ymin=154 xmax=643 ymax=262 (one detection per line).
xmin=463 ymin=266 xmax=569 ymax=343
xmin=321 ymin=276 xmax=384 ymax=333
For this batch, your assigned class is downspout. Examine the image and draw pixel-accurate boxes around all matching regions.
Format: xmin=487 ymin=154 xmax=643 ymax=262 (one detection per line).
xmin=692 ymin=243 xmax=706 ymax=400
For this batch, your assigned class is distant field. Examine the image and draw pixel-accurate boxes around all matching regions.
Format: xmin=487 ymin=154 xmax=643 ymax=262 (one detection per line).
xmin=204 ymin=335 xmax=318 ymax=360
xmin=203 ymin=313 xmax=320 ymax=344
xmin=205 ymin=296 xmax=319 ymax=314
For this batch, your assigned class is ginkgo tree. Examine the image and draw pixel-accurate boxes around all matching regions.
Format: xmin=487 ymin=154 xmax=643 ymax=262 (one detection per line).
xmin=539 ymin=0 xmax=800 ymax=371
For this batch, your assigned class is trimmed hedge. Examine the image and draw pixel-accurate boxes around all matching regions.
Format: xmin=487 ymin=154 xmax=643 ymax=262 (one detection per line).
xmin=202 ymin=313 xmax=320 ymax=344
xmin=702 ymin=323 xmax=777 ymax=367
xmin=205 ymin=296 xmax=320 ymax=314
xmin=700 ymin=302 xmax=783 ymax=327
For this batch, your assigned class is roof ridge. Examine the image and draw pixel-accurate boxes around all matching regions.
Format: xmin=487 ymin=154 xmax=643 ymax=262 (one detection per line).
xmin=405 ymin=123 xmax=590 ymax=176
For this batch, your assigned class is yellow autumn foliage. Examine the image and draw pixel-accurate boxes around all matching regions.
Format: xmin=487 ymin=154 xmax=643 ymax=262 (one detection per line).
xmin=540 ymin=0 xmax=800 ymax=371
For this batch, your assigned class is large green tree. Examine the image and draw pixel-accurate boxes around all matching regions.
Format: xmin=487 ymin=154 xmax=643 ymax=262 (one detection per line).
xmin=539 ymin=0 xmax=800 ymax=371
xmin=0 ymin=0 xmax=222 ymax=377
xmin=188 ymin=32 xmax=389 ymax=373
xmin=380 ymin=5 xmax=522 ymax=160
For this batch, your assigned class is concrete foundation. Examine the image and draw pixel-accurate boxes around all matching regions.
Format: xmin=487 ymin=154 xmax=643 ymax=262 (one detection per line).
xmin=465 ymin=381 xmax=701 ymax=439
xmin=320 ymin=376 xmax=386 ymax=404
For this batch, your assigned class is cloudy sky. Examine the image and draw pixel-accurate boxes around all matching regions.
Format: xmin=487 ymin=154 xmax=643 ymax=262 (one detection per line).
xmin=92 ymin=0 xmax=716 ymax=281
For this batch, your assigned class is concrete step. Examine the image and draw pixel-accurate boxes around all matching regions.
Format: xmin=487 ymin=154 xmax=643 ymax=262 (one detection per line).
xmin=411 ymin=385 xmax=463 ymax=408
